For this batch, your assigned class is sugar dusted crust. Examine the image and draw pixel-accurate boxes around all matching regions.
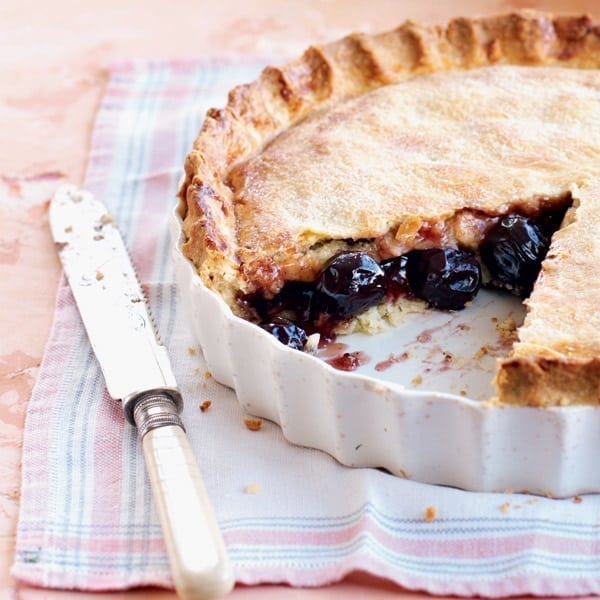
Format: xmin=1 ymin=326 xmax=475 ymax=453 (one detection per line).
xmin=178 ymin=11 xmax=600 ymax=406
xmin=228 ymin=65 xmax=598 ymax=292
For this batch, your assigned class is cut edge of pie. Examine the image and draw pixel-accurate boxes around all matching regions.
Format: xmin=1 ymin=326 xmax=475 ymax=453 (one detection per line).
xmin=177 ymin=10 xmax=600 ymax=407
xmin=494 ymin=181 xmax=600 ymax=405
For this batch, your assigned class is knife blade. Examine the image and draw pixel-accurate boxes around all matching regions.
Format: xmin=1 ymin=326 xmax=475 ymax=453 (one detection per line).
xmin=49 ymin=184 xmax=234 ymax=600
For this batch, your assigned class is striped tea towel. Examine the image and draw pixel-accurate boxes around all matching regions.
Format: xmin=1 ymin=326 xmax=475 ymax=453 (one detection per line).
xmin=12 ymin=59 xmax=600 ymax=596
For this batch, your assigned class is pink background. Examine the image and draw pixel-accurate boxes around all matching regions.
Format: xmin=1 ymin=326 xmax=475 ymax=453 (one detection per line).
xmin=1 ymin=0 xmax=598 ymax=597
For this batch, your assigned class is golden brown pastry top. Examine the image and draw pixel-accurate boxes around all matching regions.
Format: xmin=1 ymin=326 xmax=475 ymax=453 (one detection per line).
xmin=229 ymin=65 xmax=599 ymax=293
xmin=178 ymin=11 xmax=600 ymax=304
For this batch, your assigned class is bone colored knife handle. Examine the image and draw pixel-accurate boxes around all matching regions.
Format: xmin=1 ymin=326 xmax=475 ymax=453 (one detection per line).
xmin=142 ymin=424 xmax=234 ymax=599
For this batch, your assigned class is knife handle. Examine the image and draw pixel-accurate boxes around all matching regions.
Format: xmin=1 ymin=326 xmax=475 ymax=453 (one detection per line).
xmin=135 ymin=395 xmax=234 ymax=599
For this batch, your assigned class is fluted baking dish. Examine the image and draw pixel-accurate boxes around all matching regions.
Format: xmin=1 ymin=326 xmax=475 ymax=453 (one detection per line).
xmin=172 ymin=209 xmax=600 ymax=497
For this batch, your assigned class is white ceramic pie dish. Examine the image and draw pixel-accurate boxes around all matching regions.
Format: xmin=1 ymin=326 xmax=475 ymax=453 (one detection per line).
xmin=171 ymin=208 xmax=600 ymax=497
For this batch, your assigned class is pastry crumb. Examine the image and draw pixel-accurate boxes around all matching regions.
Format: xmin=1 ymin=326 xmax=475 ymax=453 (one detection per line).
xmin=244 ymin=417 xmax=263 ymax=431
xmin=474 ymin=345 xmax=489 ymax=360
xmin=69 ymin=189 xmax=83 ymax=202
xmin=245 ymin=483 xmax=260 ymax=495
xmin=304 ymin=333 xmax=320 ymax=353
xmin=482 ymin=396 xmax=504 ymax=409
xmin=411 ymin=374 xmax=423 ymax=386
xmin=459 ymin=389 xmax=467 ymax=396
xmin=526 ymin=498 xmax=539 ymax=505
xmin=188 ymin=347 xmax=197 ymax=355
xmin=500 ymin=501 xmax=511 ymax=513
xmin=199 ymin=400 xmax=212 ymax=412
xmin=100 ymin=213 xmax=114 ymax=225
xmin=95 ymin=271 xmax=104 ymax=281
xmin=205 ymin=370 xmax=212 ymax=379
xmin=496 ymin=316 xmax=517 ymax=339
xmin=573 ymin=495 xmax=583 ymax=504
xmin=424 ymin=506 xmax=437 ymax=521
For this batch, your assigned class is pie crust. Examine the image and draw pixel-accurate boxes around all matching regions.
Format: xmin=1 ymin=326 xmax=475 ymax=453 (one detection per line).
xmin=178 ymin=11 xmax=600 ymax=407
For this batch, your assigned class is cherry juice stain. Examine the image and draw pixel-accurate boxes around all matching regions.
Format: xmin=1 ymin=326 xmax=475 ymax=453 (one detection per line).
xmin=375 ymin=351 xmax=409 ymax=372
xmin=316 ymin=341 xmax=370 ymax=372
xmin=326 ymin=351 xmax=369 ymax=371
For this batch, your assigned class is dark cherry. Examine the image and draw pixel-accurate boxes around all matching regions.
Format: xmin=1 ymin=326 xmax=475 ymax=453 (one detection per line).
xmin=281 ymin=281 xmax=316 ymax=323
xmin=314 ymin=251 xmax=388 ymax=320
xmin=536 ymin=203 xmax=570 ymax=238
xmin=480 ymin=215 xmax=549 ymax=297
xmin=260 ymin=316 xmax=308 ymax=350
xmin=405 ymin=248 xmax=481 ymax=310
xmin=380 ymin=255 xmax=410 ymax=297
xmin=255 ymin=281 xmax=316 ymax=323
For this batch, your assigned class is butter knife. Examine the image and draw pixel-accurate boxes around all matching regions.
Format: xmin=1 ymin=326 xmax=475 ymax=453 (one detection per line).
xmin=49 ymin=184 xmax=233 ymax=600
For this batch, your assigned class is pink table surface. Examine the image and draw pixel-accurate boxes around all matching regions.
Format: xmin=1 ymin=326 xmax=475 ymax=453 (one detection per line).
xmin=1 ymin=0 xmax=598 ymax=597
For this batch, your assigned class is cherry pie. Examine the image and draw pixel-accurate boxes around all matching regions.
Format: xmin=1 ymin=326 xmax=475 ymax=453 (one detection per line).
xmin=178 ymin=11 xmax=600 ymax=406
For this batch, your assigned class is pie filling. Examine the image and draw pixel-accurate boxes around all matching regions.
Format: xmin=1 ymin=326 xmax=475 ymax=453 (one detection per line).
xmin=243 ymin=198 xmax=572 ymax=349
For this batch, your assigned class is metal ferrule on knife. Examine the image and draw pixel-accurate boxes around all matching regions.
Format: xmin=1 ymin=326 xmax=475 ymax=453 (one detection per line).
xmin=132 ymin=391 xmax=185 ymax=438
